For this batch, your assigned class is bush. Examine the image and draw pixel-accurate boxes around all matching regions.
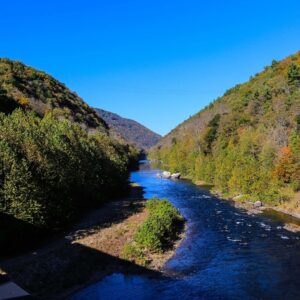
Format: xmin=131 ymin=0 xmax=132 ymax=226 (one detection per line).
xmin=122 ymin=243 xmax=147 ymax=265
xmin=134 ymin=198 xmax=184 ymax=252
xmin=288 ymin=62 xmax=300 ymax=86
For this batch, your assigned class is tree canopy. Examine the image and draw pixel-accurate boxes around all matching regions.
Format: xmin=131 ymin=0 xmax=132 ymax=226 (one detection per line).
xmin=150 ymin=51 xmax=300 ymax=204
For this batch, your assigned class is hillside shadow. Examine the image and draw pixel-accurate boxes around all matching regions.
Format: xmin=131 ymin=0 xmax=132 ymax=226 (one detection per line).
xmin=64 ymin=185 xmax=146 ymax=241
xmin=0 ymin=186 xmax=165 ymax=299
xmin=0 ymin=212 xmax=50 ymax=257
xmin=1 ymin=233 xmax=163 ymax=300
xmin=0 ymin=186 xmax=145 ymax=258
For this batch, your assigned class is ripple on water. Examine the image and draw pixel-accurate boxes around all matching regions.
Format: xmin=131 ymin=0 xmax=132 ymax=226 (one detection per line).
xmin=258 ymin=222 xmax=272 ymax=231
xmin=227 ymin=237 xmax=242 ymax=242
xmin=279 ymin=235 xmax=290 ymax=240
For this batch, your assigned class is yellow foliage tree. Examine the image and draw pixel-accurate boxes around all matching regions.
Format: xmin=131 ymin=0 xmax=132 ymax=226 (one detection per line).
xmin=18 ymin=96 xmax=30 ymax=107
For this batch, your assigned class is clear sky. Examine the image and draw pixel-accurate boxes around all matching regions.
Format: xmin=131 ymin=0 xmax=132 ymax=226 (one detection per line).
xmin=1 ymin=0 xmax=300 ymax=135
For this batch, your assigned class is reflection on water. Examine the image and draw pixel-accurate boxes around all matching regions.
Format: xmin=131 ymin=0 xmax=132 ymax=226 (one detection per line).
xmin=70 ymin=164 xmax=300 ymax=300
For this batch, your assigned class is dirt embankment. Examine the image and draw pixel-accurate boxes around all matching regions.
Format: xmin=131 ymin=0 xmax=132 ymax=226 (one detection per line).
xmin=0 ymin=185 xmax=185 ymax=300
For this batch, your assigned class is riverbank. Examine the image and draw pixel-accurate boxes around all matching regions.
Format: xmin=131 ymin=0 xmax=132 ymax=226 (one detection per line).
xmin=0 ymin=184 xmax=185 ymax=300
xmin=184 ymin=177 xmax=300 ymax=232
xmin=211 ymin=189 xmax=300 ymax=232
xmin=158 ymin=167 xmax=300 ymax=233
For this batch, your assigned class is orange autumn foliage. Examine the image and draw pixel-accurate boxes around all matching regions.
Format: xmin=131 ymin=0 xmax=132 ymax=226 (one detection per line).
xmin=273 ymin=146 xmax=299 ymax=184
xmin=281 ymin=146 xmax=291 ymax=156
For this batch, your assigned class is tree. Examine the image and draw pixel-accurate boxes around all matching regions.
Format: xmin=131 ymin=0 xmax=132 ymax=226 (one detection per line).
xmin=273 ymin=146 xmax=299 ymax=185
xmin=287 ymin=62 xmax=300 ymax=86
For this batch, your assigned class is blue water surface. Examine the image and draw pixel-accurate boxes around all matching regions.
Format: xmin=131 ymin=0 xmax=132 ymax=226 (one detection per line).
xmin=70 ymin=164 xmax=300 ymax=300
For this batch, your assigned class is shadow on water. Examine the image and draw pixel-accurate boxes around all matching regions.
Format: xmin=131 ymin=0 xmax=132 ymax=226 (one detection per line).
xmin=0 ymin=186 xmax=165 ymax=300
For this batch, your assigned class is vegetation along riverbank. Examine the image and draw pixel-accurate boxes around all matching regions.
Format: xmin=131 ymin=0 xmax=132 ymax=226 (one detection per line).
xmin=0 ymin=58 xmax=152 ymax=257
xmin=150 ymin=51 xmax=300 ymax=217
xmin=0 ymin=184 xmax=185 ymax=300
xmin=156 ymin=169 xmax=300 ymax=232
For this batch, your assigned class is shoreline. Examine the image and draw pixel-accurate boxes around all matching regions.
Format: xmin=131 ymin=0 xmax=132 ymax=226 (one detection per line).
xmin=156 ymin=169 xmax=300 ymax=232
xmin=0 ymin=184 xmax=186 ymax=300
xmin=211 ymin=189 xmax=300 ymax=232
xmin=178 ymin=175 xmax=300 ymax=232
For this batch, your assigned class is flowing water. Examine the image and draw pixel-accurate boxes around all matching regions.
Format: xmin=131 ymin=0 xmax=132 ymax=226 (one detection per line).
xmin=70 ymin=163 xmax=300 ymax=300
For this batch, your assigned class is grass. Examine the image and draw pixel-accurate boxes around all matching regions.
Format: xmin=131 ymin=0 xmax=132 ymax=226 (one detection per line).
xmin=121 ymin=198 xmax=184 ymax=265
xmin=122 ymin=243 xmax=148 ymax=266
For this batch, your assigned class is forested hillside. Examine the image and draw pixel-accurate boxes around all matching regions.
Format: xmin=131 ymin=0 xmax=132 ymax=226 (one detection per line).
xmin=95 ymin=108 xmax=161 ymax=150
xmin=150 ymin=51 xmax=300 ymax=207
xmin=0 ymin=58 xmax=107 ymax=132
xmin=0 ymin=59 xmax=139 ymax=231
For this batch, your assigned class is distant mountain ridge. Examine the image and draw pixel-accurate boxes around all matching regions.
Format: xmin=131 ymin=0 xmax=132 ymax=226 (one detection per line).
xmin=95 ymin=108 xmax=161 ymax=150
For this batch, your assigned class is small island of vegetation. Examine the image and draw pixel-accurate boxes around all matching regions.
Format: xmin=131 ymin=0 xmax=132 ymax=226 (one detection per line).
xmin=122 ymin=198 xmax=185 ymax=267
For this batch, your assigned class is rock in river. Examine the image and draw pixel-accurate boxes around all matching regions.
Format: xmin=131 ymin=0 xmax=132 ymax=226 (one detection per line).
xmin=162 ymin=171 xmax=171 ymax=179
xmin=171 ymin=173 xmax=181 ymax=179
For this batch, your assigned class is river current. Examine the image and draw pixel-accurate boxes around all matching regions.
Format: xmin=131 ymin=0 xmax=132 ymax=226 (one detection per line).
xmin=70 ymin=163 xmax=300 ymax=300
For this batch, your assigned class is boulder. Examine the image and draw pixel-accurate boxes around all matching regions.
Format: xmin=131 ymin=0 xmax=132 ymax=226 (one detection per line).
xmin=232 ymin=194 xmax=243 ymax=201
xmin=162 ymin=171 xmax=171 ymax=179
xmin=253 ymin=201 xmax=263 ymax=208
xmin=171 ymin=172 xmax=181 ymax=179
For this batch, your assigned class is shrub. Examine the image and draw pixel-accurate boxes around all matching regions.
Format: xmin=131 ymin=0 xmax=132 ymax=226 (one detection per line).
xmin=122 ymin=243 xmax=147 ymax=265
xmin=134 ymin=198 xmax=184 ymax=252
xmin=288 ymin=62 xmax=300 ymax=86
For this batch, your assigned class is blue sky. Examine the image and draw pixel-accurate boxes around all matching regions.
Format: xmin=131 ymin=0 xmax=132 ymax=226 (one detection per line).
xmin=1 ymin=0 xmax=300 ymax=135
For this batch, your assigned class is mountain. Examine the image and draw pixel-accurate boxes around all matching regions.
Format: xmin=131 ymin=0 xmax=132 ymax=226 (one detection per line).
xmin=150 ymin=51 xmax=300 ymax=208
xmin=0 ymin=58 xmax=108 ymax=132
xmin=95 ymin=108 xmax=161 ymax=150
xmin=0 ymin=58 xmax=139 ymax=230
xmin=0 ymin=58 xmax=160 ymax=151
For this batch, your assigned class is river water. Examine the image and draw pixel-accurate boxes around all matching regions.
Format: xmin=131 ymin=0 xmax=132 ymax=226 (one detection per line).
xmin=70 ymin=164 xmax=300 ymax=300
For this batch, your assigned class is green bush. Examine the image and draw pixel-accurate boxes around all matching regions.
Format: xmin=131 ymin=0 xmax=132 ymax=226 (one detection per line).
xmin=288 ymin=62 xmax=300 ymax=86
xmin=122 ymin=243 xmax=147 ymax=265
xmin=134 ymin=198 xmax=184 ymax=252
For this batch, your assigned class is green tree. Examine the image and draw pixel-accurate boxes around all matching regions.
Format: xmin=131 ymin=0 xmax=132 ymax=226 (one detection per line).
xmin=288 ymin=62 xmax=300 ymax=86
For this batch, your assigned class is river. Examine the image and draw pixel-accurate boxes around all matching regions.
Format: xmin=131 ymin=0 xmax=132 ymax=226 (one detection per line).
xmin=70 ymin=163 xmax=300 ymax=300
